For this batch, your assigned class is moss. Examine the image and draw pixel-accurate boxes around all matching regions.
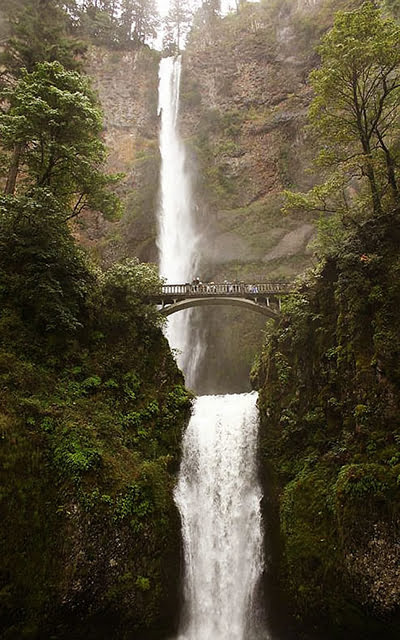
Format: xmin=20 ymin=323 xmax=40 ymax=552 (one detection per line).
xmin=0 ymin=275 xmax=191 ymax=639
xmin=255 ymin=213 xmax=400 ymax=637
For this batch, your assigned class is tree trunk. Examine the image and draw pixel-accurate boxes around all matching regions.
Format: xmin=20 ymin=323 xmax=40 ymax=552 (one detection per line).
xmin=384 ymin=151 xmax=399 ymax=205
xmin=358 ymin=131 xmax=382 ymax=216
xmin=365 ymin=161 xmax=383 ymax=216
xmin=4 ymin=142 xmax=23 ymax=196
xmin=358 ymin=125 xmax=382 ymax=215
xmin=352 ymin=75 xmax=383 ymax=216
xmin=375 ymin=129 xmax=400 ymax=206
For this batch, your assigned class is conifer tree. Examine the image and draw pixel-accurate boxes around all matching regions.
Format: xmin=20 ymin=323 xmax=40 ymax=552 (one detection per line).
xmin=119 ymin=0 xmax=159 ymax=46
xmin=75 ymin=0 xmax=119 ymax=45
xmin=0 ymin=0 xmax=83 ymax=80
xmin=163 ymin=0 xmax=192 ymax=53
xmin=192 ymin=0 xmax=221 ymax=35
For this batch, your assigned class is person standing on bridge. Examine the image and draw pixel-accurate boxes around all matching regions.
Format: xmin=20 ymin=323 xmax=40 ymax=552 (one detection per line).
xmin=191 ymin=277 xmax=202 ymax=293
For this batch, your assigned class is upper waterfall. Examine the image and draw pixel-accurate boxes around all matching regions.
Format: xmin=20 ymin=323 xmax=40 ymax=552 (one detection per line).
xmin=157 ymin=56 xmax=203 ymax=388
xmin=157 ymin=56 xmax=198 ymax=283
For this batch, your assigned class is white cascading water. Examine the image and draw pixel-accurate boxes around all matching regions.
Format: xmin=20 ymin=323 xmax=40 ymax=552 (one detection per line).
xmin=157 ymin=57 xmax=266 ymax=639
xmin=157 ymin=56 xmax=203 ymax=388
xmin=175 ymin=393 xmax=265 ymax=640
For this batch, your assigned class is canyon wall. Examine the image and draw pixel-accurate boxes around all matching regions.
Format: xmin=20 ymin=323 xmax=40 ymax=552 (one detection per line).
xmin=81 ymin=0 xmax=362 ymax=392
xmin=79 ymin=46 xmax=161 ymax=266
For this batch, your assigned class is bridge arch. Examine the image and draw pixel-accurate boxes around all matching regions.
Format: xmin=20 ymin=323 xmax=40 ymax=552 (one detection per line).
xmin=160 ymin=296 xmax=279 ymax=319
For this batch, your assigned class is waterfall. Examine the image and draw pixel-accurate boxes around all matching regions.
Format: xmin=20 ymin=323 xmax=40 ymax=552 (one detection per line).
xmin=175 ymin=393 xmax=266 ymax=640
xmin=157 ymin=56 xmax=203 ymax=388
xmin=157 ymin=57 xmax=266 ymax=640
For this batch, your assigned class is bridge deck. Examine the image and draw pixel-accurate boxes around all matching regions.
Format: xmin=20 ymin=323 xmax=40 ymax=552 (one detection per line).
xmin=150 ymin=282 xmax=292 ymax=302
xmin=156 ymin=282 xmax=292 ymax=298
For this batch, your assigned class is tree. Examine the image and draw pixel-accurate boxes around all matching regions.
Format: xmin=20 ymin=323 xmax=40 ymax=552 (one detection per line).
xmin=163 ymin=0 xmax=192 ymax=53
xmin=286 ymin=2 xmax=400 ymax=222
xmin=100 ymin=258 xmax=165 ymax=329
xmin=201 ymin=0 xmax=221 ymax=17
xmin=72 ymin=0 xmax=123 ymax=46
xmin=119 ymin=0 xmax=160 ymax=46
xmin=0 ymin=61 xmax=120 ymax=219
xmin=0 ymin=0 xmax=84 ymax=81
xmin=0 ymin=188 xmax=94 ymax=333
xmin=192 ymin=0 xmax=221 ymax=33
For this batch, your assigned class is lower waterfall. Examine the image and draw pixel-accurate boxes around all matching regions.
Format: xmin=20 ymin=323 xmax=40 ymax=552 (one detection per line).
xmin=174 ymin=392 xmax=266 ymax=640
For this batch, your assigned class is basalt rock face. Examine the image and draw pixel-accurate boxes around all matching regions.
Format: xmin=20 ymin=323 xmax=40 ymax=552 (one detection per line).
xmin=177 ymin=2 xmax=321 ymax=393
xmin=77 ymin=46 xmax=161 ymax=267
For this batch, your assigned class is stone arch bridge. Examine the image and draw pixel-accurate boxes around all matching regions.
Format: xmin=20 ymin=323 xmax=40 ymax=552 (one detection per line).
xmin=149 ymin=282 xmax=294 ymax=319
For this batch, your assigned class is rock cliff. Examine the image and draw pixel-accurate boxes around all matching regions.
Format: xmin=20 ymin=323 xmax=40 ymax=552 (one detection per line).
xmin=177 ymin=1 xmax=322 ymax=392
xmin=78 ymin=46 xmax=161 ymax=266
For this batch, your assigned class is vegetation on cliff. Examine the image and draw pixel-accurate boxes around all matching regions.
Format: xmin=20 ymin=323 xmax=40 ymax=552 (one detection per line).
xmin=0 ymin=5 xmax=191 ymax=638
xmin=255 ymin=221 xmax=400 ymax=637
xmin=0 ymin=247 xmax=190 ymax=639
xmin=285 ymin=2 xmax=400 ymax=224
xmin=254 ymin=4 xmax=400 ymax=638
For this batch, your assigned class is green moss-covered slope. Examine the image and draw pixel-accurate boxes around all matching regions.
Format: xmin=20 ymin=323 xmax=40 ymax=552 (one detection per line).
xmin=0 ymin=251 xmax=190 ymax=639
xmin=253 ymin=212 xmax=400 ymax=639
xmin=0 ymin=28 xmax=190 ymax=637
xmin=1 ymin=316 xmax=190 ymax=640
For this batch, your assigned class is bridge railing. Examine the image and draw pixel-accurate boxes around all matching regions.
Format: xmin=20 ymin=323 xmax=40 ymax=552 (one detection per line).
xmin=159 ymin=282 xmax=292 ymax=296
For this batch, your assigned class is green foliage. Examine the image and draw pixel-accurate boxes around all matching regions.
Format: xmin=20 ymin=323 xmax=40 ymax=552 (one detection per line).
xmin=81 ymin=375 xmax=102 ymax=393
xmin=114 ymin=482 xmax=154 ymax=524
xmin=0 ymin=0 xmax=85 ymax=79
xmin=0 ymin=189 xmax=94 ymax=334
xmin=256 ymin=212 xmax=400 ymax=632
xmin=0 ymin=0 xmax=161 ymax=54
xmin=162 ymin=0 xmax=192 ymax=53
xmin=70 ymin=0 xmax=160 ymax=48
xmin=102 ymin=258 xmax=162 ymax=299
xmin=119 ymin=0 xmax=159 ymax=47
xmin=99 ymin=258 xmax=164 ymax=329
xmin=0 ymin=61 xmax=121 ymax=220
xmin=135 ymin=575 xmax=151 ymax=591
xmin=280 ymin=467 xmax=340 ymax=618
xmin=53 ymin=432 xmax=102 ymax=478
xmin=76 ymin=3 xmax=118 ymax=45
xmin=273 ymin=351 xmax=292 ymax=386
xmin=285 ymin=2 xmax=400 ymax=247
xmin=335 ymin=463 xmax=394 ymax=503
